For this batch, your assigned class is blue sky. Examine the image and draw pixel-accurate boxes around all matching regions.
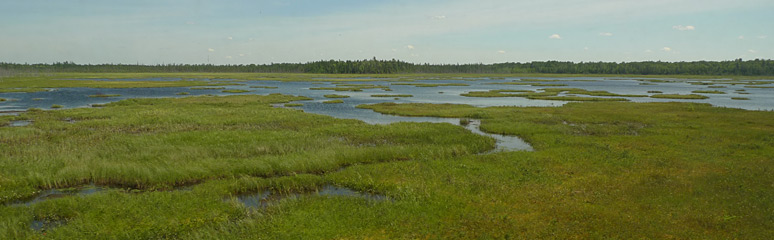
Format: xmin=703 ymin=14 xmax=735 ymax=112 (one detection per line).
xmin=0 ymin=0 xmax=772 ymax=64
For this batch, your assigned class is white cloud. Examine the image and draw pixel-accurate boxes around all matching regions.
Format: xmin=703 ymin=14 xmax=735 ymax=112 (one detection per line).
xmin=661 ymin=47 xmax=672 ymax=52
xmin=645 ymin=49 xmax=653 ymax=53
xmin=497 ymin=50 xmax=506 ymax=54
xmin=207 ymin=48 xmax=215 ymax=52
xmin=225 ymin=56 xmax=232 ymax=59
xmin=748 ymin=49 xmax=757 ymax=53
xmin=673 ymin=25 xmax=695 ymax=31
xmin=185 ymin=21 xmax=195 ymax=25
xmin=432 ymin=15 xmax=446 ymax=20
xmin=239 ymin=53 xmax=245 ymax=57
xmin=549 ymin=34 xmax=561 ymax=39
xmin=584 ymin=47 xmax=589 ymax=51
xmin=406 ymin=45 xmax=415 ymax=50
xmin=599 ymin=32 xmax=613 ymax=37
xmin=227 ymin=36 xmax=233 ymax=40
xmin=738 ymin=35 xmax=745 ymax=40
xmin=759 ymin=36 xmax=768 ymax=39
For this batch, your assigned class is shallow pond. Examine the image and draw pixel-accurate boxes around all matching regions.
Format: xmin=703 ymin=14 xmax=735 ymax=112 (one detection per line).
xmin=235 ymin=185 xmax=388 ymax=209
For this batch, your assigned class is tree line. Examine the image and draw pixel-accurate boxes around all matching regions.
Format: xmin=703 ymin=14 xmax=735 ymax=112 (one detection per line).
xmin=1 ymin=58 xmax=772 ymax=75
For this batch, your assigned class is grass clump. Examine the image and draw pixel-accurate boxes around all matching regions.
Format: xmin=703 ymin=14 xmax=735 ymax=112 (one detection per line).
xmin=284 ymin=103 xmax=304 ymax=107
xmin=176 ymin=92 xmax=190 ymax=95
xmin=249 ymin=86 xmax=279 ymax=89
xmin=650 ymin=94 xmax=709 ymax=99
xmin=88 ymin=94 xmax=121 ymax=98
xmin=692 ymin=90 xmax=726 ymax=94
xmin=731 ymin=97 xmax=750 ymax=100
xmin=323 ymin=94 xmax=350 ymax=98
xmin=371 ymin=94 xmax=413 ymax=98
xmin=50 ymin=104 xmax=63 ymax=109
xmin=647 ymin=91 xmax=663 ymax=93
xmin=322 ymin=99 xmax=344 ymax=104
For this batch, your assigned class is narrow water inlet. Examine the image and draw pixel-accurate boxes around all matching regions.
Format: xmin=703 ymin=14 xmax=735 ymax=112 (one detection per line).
xmin=31 ymin=219 xmax=66 ymax=232
xmin=235 ymin=185 xmax=388 ymax=209
xmin=460 ymin=119 xmax=533 ymax=152
xmin=7 ymin=120 xmax=32 ymax=127
xmin=9 ymin=184 xmax=108 ymax=207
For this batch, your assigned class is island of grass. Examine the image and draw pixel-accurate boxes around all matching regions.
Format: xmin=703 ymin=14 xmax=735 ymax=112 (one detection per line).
xmin=487 ymin=81 xmax=568 ymax=87
xmin=461 ymin=88 xmax=644 ymax=101
xmin=731 ymin=97 xmax=750 ymax=100
xmin=88 ymin=94 xmax=121 ymax=98
xmin=221 ymin=89 xmax=251 ymax=93
xmin=744 ymin=85 xmax=774 ymax=89
xmin=284 ymin=103 xmax=304 ymax=107
xmin=391 ymin=83 xmax=470 ymax=87
xmin=650 ymin=94 xmax=709 ymax=99
xmin=190 ymin=87 xmax=226 ymax=90
xmin=51 ymin=104 xmax=63 ymax=109
xmin=371 ymin=94 xmax=413 ymax=98
xmin=0 ymin=98 xmax=5 ymax=102
xmin=692 ymin=90 xmax=726 ymax=94
xmin=176 ymin=92 xmax=190 ymax=95
xmin=249 ymin=86 xmax=279 ymax=89
xmin=322 ymin=99 xmax=344 ymax=104
xmin=323 ymin=94 xmax=350 ymax=98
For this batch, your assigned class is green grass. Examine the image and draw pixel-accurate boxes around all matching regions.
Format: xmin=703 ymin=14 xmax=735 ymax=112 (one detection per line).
xmin=745 ymin=85 xmax=774 ymax=89
xmin=650 ymin=94 xmax=709 ymax=99
xmin=323 ymin=94 xmax=350 ymax=98
xmin=692 ymin=90 xmax=726 ymax=94
xmin=647 ymin=90 xmax=663 ymax=93
xmin=176 ymin=92 xmax=190 ymax=95
xmin=0 ymin=98 xmax=5 ymax=102
xmin=50 ymin=105 xmax=63 ymax=109
xmin=370 ymin=94 xmax=413 ymax=98
xmin=87 ymin=94 xmax=121 ymax=98
xmin=221 ymin=89 xmax=251 ymax=93
xmin=249 ymin=86 xmax=278 ymax=89
xmin=0 ymin=94 xmax=496 ymax=238
xmin=731 ymin=97 xmax=750 ymax=100
xmin=322 ymin=99 xmax=344 ymax=104
xmin=352 ymin=101 xmax=774 ymax=238
xmin=284 ymin=103 xmax=304 ymax=107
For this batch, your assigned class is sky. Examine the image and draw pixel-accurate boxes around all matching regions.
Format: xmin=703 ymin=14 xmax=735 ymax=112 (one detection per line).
xmin=0 ymin=0 xmax=772 ymax=65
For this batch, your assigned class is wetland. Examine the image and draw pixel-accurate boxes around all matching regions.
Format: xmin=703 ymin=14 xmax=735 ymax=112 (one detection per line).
xmin=0 ymin=73 xmax=773 ymax=239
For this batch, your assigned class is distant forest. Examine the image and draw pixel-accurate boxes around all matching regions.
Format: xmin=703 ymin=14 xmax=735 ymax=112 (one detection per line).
xmin=1 ymin=58 xmax=773 ymax=76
